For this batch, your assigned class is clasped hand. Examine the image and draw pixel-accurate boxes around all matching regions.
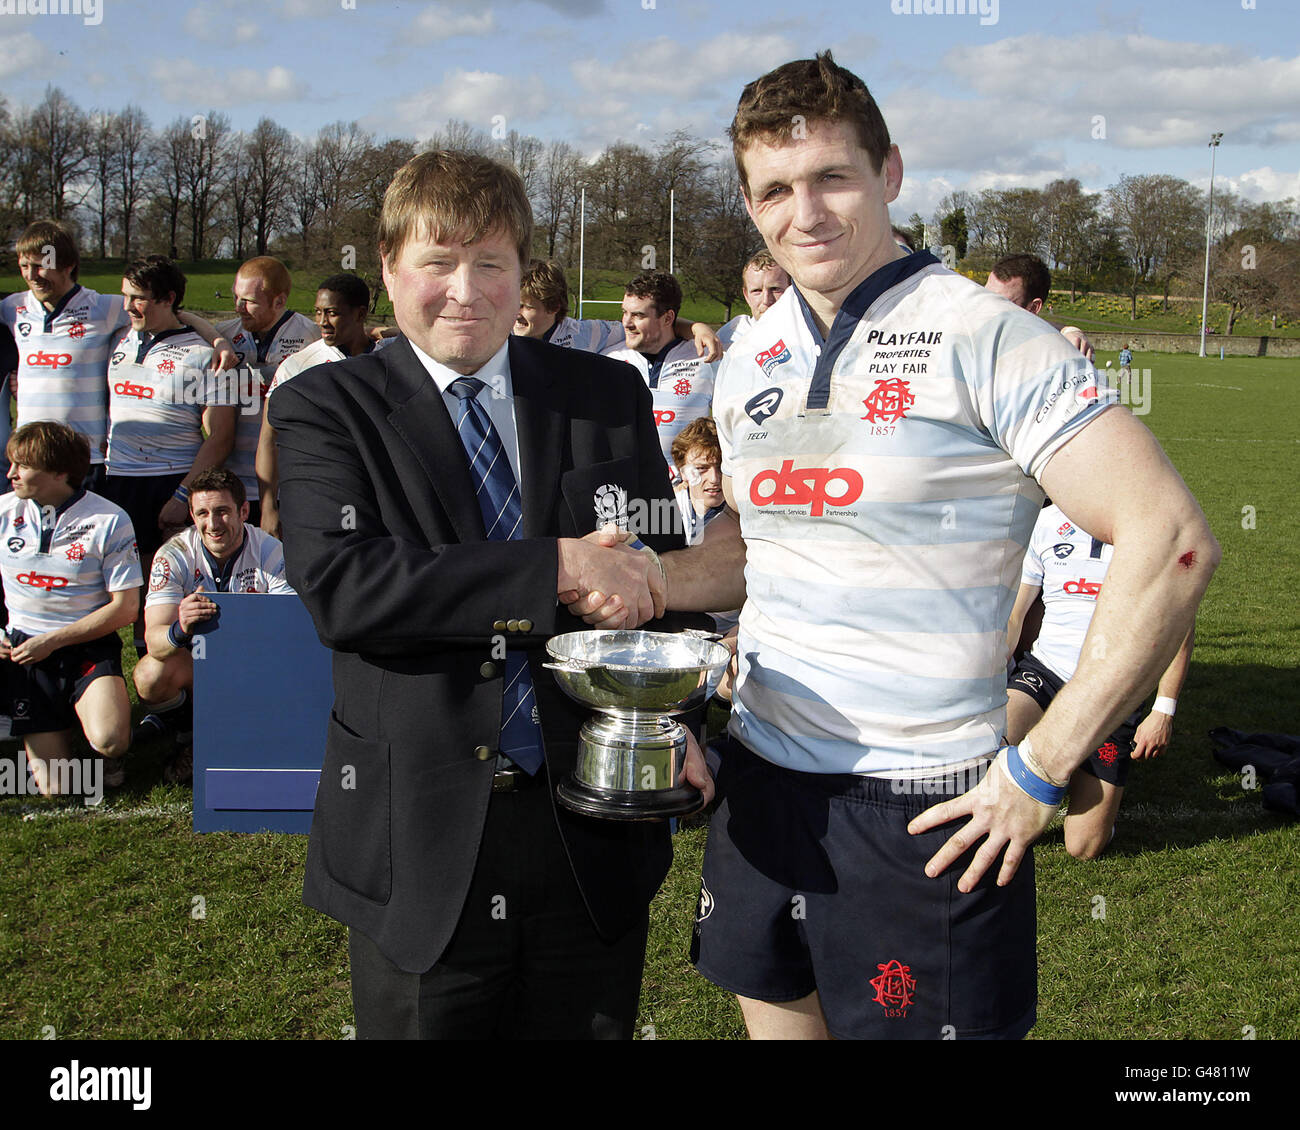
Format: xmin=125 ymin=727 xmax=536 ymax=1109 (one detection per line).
xmin=557 ymin=525 xmax=665 ymax=629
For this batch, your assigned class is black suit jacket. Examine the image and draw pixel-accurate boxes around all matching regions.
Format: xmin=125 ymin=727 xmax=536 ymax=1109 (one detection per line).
xmin=269 ymin=334 xmax=696 ymax=973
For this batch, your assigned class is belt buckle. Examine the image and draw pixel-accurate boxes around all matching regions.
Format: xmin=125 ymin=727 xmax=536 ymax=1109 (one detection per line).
xmin=492 ymin=767 xmax=524 ymax=792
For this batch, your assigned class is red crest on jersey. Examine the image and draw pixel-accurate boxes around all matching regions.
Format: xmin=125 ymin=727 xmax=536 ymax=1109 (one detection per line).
xmin=861 ymin=378 xmax=914 ymax=424
xmin=68 ymin=321 xmax=86 ymax=340
xmin=157 ymin=359 xmax=175 ymax=374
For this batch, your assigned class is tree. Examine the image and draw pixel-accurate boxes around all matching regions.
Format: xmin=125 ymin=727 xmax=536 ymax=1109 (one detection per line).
xmin=1107 ymin=174 xmax=1191 ymax=318
xmin=114 ymin=106 xmax=152 ymax=261
xmin=686 ymin=158 xmax=761 ymax=319
xmin=245 ymin=118 xmax=295 ymax=256
xmin=87 ymin=110 xmax=118 ymax=257
xmin=152 ymin=117 xmax=191 ymax=259
xmin=536 ymin=139 xmax=583 ymax=261
xmin=939 ymin=207 xmax=968 ymax=260
xmin=30 ymin=86 xmax=90 ymax=220
xmin=182 ymin=111 xmax=231 ymax=259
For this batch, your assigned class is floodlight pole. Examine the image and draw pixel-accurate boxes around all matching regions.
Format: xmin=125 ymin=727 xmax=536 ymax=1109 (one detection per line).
xmin=1199 ymin=132 xmax=1223 ymax=358
xmin=579 ymin=185 xmax=590 ymax=317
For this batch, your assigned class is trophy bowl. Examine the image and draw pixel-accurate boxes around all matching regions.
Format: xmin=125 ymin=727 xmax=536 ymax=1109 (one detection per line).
xmin=545 ymin=630 xmax=730 ymax=820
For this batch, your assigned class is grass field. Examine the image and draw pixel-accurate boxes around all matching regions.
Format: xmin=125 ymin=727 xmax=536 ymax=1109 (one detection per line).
xmin=0 ymin=353 xmax=1296 ymax=1041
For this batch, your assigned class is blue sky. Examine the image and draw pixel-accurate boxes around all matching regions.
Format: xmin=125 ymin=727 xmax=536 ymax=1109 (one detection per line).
xmin=3 ymin=0 xmax=1297 ymax=221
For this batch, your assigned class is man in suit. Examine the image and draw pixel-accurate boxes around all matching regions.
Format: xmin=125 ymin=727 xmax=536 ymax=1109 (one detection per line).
xmin=268 ymin=149 xmax=713 ymax=1040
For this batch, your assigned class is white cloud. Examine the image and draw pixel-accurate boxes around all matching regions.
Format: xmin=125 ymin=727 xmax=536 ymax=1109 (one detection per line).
xmin=0 ymin=32 xmax=50 ymax=80
xmin=1215 ymin=167 xmax=1300 ymax=205
xmin=182 ymin=9 xmax=258 ymax=43
xmin=385 ymin=70 xmax=536 ymax=141
xmin=149 ymin=62 xmax=308 ymax=107
xmin=409 ymin=5 xmax=496 ymax=43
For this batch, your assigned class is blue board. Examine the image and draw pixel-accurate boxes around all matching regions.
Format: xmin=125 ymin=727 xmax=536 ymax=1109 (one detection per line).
xmin=191 ymin=593 xmax=332 ymax=833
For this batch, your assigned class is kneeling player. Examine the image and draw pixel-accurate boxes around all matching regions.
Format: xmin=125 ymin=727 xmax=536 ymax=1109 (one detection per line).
xmin=1005 ymin=502 xmax=1196 ymax=858
xmin=0 ymin=423 xmax=141 ymax=796
xmin=133 ymin=468 xmax=294 ymax=783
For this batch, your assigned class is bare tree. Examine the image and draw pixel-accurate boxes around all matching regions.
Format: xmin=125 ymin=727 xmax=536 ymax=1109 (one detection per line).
xmin=536 ymin=140 xmax=581 ymax=260
xmin=686 ymin=158 xmax=761 ymax=318
xmin=183 ymin=111 xmax=231 ymax=259
xmin=152 ymin=117 xmax=191 ymax=259
xmin=497 ymin=129 xmax=543 ymax=198
xmin=115 ymin=105 xmax=152 ymax=261
xmin=30 ymin=86 xmax=90 ymax=220
xmin=87 ymin=110 xmax=118 ymax=257
xmin=245 ymin=118 xmax=294 ymax=256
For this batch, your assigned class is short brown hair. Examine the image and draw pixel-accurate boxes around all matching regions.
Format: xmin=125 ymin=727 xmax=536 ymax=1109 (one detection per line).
xmin=671 ymin=417 xmax=721 ymax=469
xmin=6 ymin=421 xmax=90 ymax=486
xmin=124 ymin=255 xmax=187 ymax=310
xmin=990 ymin=254 xmax=1051 ymax=309
xmin=16 ymin=220 xmax=80 ymax=280
xmin=743 ymin=250 xmax=781 ymax=277
xmin=189 ymin=467 xmax=246 ymax=509
xmin=378 ymin=150 xmax=533 ymax=268
xmin=521 ymin=259 xmax=568 ymax=321
xmin=729 ymin=50 xmax=892 ymax=196
xmin=625 ymin=270 xmax=682 ymax=320
xmin=236 ymin=256 xmax=291 ymax=299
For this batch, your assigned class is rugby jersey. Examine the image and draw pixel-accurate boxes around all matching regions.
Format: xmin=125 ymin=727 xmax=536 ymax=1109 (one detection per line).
xmin=544 ymin=316 xmax=624 ymax=352
xmin=1021 ymin=503 xmax=1113 ymax=683
xmin=265 ymin=335 xmax=391 ymax=400
xmin=1 ymin=286 xmax=130 ymax=464
xmin=0 ymin=489 xmax=142 ymax=635
xmin=145 ymin=524 xmax=294 ymax=606
xmin=714 ymin=252 xmax=1119 ymax=776
xmin=106 ymin=327 xmax=230 ymax=476
xmin=717 ymin=313 xmax=754 ymax=350
xmin=216 ymin=312 xmax=319 ymax=500
xmin=602 ymin=338 xmax=715 ymax=465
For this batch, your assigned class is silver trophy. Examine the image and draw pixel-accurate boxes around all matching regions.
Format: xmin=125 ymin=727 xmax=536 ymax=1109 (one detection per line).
xmin=545 ymin=630 xmax=731 ymax=820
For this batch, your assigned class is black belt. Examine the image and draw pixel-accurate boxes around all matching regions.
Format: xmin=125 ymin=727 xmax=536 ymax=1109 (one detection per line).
xmin=492 ymin=758 xmax=545 ymax=792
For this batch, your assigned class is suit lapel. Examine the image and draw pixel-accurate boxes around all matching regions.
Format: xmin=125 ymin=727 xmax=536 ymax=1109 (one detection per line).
xmin=509 ymin=336 xmax=566 ymax=539
xmin=384 ymin=336 xmax=485 ymax=543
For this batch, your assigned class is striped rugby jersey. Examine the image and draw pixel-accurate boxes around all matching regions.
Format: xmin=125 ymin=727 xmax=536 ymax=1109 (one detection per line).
xmin=1021 ymin=503 xmax=1113 ymax=684
xmin=1 ymin=286 xmax=130 ymax=465
xmin=714 ymin=252 xmax=1119 ymax=776
xmin=717 ymin=313 xmax=755 ymax=350
xmin=217 ymin=312 xmax=320 ymax=500
xmin=0 ymin=489 xmax=142 ymax=635
xmin=145 ymin=524 xmax=294 ymax=606
xmin=106 ymin=327 xmax=229 ymax=476
xmin=544 ymin=316 xmax=624 ymax=352
xmin=265 ymin=335 xmax=392 ymax=400
xmin=602 ymin=338 xmax=715 ymax=466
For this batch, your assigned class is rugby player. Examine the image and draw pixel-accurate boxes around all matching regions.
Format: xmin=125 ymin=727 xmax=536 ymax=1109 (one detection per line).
xmin=716 ymin=251 xmax=790 ymax=349
xmin=0 ymin=422 xmax=141 ymax=795
xmin=133 ymin=468 xmax=294 ymax=784
xmin=566 ymin=50 xmax=1219 ymax=1040
xmin=216 ymin=257 xmax=320 ymax=525
xmin=104 ymin=256 xmax=238 ymax=610
xmin=601 ymin=270 xmax=716 ymax=468
xmin=513 ymin=259 xmax=721 ymax=359
xmin=1005 ymin=503 xmax=1196 ymax=858
xmin=255 ymin=274 xmax=390 ymax=539
xmin=985 ymin=253 xmax=1095 ymax=361
xmin=0 ymin=221 xmax=237 ymax=492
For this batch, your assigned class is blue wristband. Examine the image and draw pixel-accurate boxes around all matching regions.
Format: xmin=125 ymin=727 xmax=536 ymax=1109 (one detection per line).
xmin=167 ymin=621 xmax=194 ymax=651
xmin=1002 ymin=744 xmax=1067 ymax=806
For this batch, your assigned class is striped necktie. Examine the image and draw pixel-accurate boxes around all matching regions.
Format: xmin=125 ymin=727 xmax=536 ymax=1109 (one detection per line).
xmin=448 ymin=377 xmax=544 ymax=775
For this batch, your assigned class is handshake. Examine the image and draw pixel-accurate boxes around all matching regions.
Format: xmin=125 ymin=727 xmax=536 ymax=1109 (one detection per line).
xmin=556 ymin=525 xmax=666 ymax=630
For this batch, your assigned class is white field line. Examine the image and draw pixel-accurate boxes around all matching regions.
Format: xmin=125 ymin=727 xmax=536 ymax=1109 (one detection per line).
xmin=3 ymin=801 xmax=192 ymax=822
xmin=1191 ymin=382 xmax=1245 ymax=391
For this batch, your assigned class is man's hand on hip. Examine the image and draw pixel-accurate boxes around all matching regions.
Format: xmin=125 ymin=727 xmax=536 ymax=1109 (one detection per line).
xmin=907 ymin=750 xmax=1059 ymax=892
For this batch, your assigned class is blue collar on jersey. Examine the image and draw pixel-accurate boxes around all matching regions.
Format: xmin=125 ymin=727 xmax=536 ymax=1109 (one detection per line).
xmin=38 ymin=487 xmax=87 ymax=554
xmin=641 ymin=339 xmax=679 ymax=389
xmin=541 ymin=320 xmax=559 ymax=344
xmin=133 ymin=325 xmax=193 ymax=365
xmin=254 ymin=310 xmax=297 ymax=363
xmin=200 ymin=526 xmax=248 ymax=593
xmin=42 ymin=283 xmax=83 ymax=333
xmin=793 ymin=250 xmax=940 ymax=412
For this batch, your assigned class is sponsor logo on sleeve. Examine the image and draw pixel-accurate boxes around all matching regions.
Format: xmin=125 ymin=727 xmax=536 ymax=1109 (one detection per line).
xmin=744 ymin=387 xmax=783 ymax=426
xmin=755 ymin=339 xmax=791 ymax=376
xmin=1051 ymin=543 xmax=1073 ymax=559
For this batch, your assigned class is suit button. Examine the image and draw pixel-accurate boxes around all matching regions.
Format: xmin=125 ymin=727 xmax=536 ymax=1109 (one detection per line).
xmin=519 ymin=618 xmax=533 ymax=633
xmin=474 ymin=745 xmax=493 ymax=760
xmin=492 ymin=620 xmax=507 ymax=631
xmin=506 ymin=618 xmax=520 ymax=632
xmin=479 ymin=661 xmax=498 ymax=679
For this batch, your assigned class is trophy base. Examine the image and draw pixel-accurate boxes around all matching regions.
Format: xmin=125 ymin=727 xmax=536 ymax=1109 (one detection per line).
xmin=556 ymin=775 xmax=705 ymax=821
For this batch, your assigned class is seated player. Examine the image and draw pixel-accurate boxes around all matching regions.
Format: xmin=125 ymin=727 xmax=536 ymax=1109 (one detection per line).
xmin=716 ymin=251 xmax=790 ymax=349
xmin=256 ymin=273 xmax=391 ymax=539
xmin=513 ymin=259 xmax=720 ymax=359
xmin=133 ymin=468 xmax=295 ymax=784
xmin=1005 ymin=502 xmax=1196 ymax=858
xmin=105 ymin=255 xmax=238 ymax=647
xmin=0 ymin=422 xmax=141 ymax=795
